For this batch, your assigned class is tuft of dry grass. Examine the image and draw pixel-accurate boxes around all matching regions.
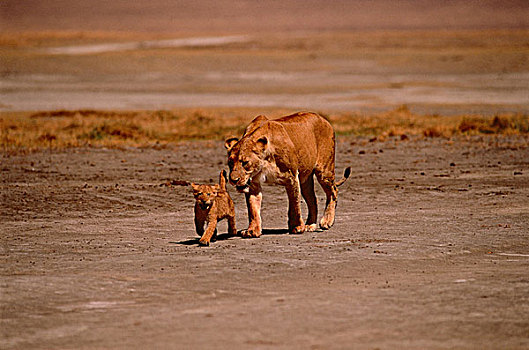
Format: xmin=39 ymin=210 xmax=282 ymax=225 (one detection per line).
xmin=1 ymin=107 xmax=528 ymax=153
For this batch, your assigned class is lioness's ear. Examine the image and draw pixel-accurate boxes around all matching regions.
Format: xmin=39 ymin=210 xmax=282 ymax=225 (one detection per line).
xmin=256 ymin=137 xmax=268 ymax=151
xmin=224 ymin=137 xmax=238 ymax=152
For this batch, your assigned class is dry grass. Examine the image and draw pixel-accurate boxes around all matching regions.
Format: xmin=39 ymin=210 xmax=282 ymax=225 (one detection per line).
xmin=1 ymin=107 xmax=528 ymax=153
xmin=329 ymin=106 xmax=529 ymax=140
xmin=0 ymin=109 xmax=249 ymax=153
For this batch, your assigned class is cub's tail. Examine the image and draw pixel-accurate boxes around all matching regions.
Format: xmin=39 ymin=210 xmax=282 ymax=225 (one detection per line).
xmin=219 ymin=170 xmax=228 ymax=190
xmin=336 ymin=167 xmax=352 ymax=187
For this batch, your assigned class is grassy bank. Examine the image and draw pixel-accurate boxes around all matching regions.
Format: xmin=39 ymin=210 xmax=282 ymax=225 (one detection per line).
xmin=1 ymin=107 xmax=528 ymax=153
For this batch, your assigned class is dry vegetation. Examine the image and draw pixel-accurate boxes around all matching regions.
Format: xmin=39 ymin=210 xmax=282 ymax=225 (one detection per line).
xmin=329 ymin=106 xmax=529 ymax=140
xmin=2 ymin=107 xmax=528 ymax=154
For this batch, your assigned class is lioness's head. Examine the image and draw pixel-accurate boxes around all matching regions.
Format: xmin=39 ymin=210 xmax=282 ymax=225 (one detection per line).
xmin=225 ymin=135 xmax=269 ymax=193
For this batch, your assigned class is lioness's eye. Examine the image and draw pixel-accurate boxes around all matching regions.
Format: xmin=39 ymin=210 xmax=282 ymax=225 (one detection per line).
xmin=242 ymin=161 xmax=249 ymax=168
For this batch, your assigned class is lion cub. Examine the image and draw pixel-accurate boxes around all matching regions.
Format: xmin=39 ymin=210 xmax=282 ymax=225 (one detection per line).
xmin=191 ymin=170 xmax=236 ymax=246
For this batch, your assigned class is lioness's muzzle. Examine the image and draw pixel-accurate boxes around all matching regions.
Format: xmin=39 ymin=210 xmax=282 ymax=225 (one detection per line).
xmin=236 ymin=184 xmax=249 ymax=192
xmin=234 ymin=177 xmax=252 ymax=192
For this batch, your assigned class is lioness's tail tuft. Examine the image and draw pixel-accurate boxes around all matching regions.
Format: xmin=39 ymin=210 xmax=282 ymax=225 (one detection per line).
xmin=336 ymin=167 xmax=351 ymax=187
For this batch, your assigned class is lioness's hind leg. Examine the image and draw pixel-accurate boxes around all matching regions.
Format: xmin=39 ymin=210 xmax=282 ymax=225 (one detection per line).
xmin=315 ymin=170 xmax=338 ymax=230
xmin=301 ymin=175 xmax=318 ymax=232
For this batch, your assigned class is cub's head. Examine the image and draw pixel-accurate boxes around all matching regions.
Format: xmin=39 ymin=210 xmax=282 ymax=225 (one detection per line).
xmin=224 ymin=135 xmax=269 ymax=193
xmin=191 ymin=183 xmax=219 ymax=210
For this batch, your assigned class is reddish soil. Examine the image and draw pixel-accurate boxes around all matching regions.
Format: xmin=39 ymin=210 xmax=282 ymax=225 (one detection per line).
xmin=2 ymin=136 xmax=528 ymax=349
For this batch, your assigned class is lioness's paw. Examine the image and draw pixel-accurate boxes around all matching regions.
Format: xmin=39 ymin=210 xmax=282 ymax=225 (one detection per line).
xmin=319 ymin=217 xmax=334 ymax=230
xmin=241 ymin=228 xmax=261 ymax=238
xmin=306 ymin=223 xmax=318 ymax=232
xmin=290 ymin=224 xmax=306 ymax=234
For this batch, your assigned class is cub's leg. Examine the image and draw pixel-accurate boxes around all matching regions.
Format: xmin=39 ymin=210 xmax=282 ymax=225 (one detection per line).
xmin=300 ymin=174 xmax=318 ymax=232
xmin=194 ymin=216 xmax=205 ymax=237
xmin=242 ymin=184 xmax=262 ymax=238
xmin=199 ymin=220 xmax=218 ymax=246
xmin=315 ymin=169 xmax=338 ymax=230
xmin=286 ymin=175 xmax=305 ymax=234
xmin=227 ymin=214 xmax=237 ymax=236
xmin=212 ymin=228 xmax=218 ymax=242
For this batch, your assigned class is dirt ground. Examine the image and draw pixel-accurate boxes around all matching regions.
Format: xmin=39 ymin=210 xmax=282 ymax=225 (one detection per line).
xmin=1 ymin=135 xmax=528 ymax=349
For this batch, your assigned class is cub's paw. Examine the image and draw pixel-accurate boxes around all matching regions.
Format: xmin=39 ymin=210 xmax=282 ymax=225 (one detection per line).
xmin=198 ymin=238 xmax=210 ymax=246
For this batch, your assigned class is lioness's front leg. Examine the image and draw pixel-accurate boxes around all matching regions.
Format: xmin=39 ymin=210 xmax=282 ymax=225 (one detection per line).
xmin=242 ymin=184 xmax=262 ymax=238
xmin=286 ymin=174 xmax=305 ymax=234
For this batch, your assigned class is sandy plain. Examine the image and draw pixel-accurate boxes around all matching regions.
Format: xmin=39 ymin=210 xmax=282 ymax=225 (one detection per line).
xmin=2 ymin=29 xmax=529 ymax=114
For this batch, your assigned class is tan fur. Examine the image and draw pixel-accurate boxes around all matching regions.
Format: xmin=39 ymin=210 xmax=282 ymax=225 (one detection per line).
xmin=191 ymin=170 xmax=236 ymax=246
xmin=225 ymin=112 xmax=351 ymax=237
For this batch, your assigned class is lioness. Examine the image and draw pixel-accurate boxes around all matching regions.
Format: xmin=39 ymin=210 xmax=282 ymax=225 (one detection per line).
xmin=191 ymin=170 xmax=236 ymax=246
xmin=225 ymin=112 xmax=351 ymax=237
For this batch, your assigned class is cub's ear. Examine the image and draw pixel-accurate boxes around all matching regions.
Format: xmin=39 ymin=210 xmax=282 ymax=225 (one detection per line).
xmin=224 ymin=137 xmax=239 ymax=152
xmin=190 ymin=183 xmax=199 ymax=191
xmin=256 ymin=136 xmax=268 ymax=151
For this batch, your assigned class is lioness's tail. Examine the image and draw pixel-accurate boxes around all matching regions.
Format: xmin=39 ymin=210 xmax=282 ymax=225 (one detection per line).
xmin=336 ymin=167 xmax=352 ymax=187
xmin=219 ymin=170 xmax=228 ymax=190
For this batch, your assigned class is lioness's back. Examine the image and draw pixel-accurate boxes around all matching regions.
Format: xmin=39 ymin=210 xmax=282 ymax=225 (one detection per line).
xmin=274 ymin=111 xmax=334 ymax=147
xmin=274 ymin=112 xmax=332 ymax=131
xmin=271 ymin=112 xmax=335 ymax=176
